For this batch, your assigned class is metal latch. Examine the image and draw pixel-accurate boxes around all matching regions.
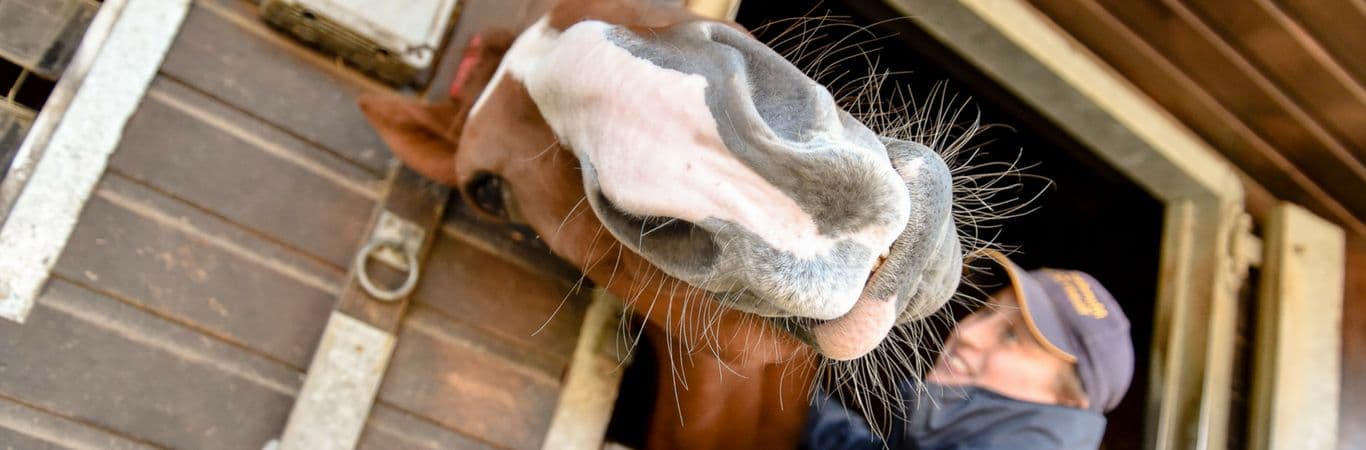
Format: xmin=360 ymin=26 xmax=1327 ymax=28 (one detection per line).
xmin=354 ymin=210 xmax=424 ymax=301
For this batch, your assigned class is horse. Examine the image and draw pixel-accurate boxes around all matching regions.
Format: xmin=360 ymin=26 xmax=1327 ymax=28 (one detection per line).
xmin=360 ymin=0 xmax=968 ymax=447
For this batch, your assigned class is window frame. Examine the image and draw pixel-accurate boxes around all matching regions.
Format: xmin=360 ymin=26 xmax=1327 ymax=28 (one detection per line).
xmin=877 ymin=0 xmax=1295 ymax=448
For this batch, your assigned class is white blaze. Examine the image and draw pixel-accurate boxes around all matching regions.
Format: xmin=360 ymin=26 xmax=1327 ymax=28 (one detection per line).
xmin=509 ymin=19 xmax=840 ymax=259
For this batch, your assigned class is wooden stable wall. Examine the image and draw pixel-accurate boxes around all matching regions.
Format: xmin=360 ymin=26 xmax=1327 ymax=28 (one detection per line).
xmin=0 ymin=0 xmax=593 ymax=448
xmin=1025 ymin=0 xmax=1366 ymax=236
xmin=1343 ymin=235 xmax=1366 ymax=449
xmin=1020 ymin=2 xmax=1365 ymax=449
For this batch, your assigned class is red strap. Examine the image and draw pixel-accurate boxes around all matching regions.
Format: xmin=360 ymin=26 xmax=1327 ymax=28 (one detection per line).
xmin=448 ymin=35 xmax=486 ymax=98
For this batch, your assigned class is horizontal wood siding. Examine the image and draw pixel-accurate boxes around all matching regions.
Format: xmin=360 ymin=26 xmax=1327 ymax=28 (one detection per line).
xmin=159 ymin=0 xmax=392 ymax=174
xmin=1027 ymin=0 xmax=1366 ymax=236
xmin=376 ymin=305 xmax=567 ymax=450
xmin=54 ymin=176 xmax=339 ymax=368
xmin=0 ymin=281 xmax=301 ymax=449
xmin=413 ymin=230 xmax=587 ymax=361
xmin=358 ymin=404 xmax=500 ymax=450
xmin=5 ymin=0 xmax=602 ymax=447
xmin=0 ymin=396 xmax=157 ymax=450
xmin=111 ymin=78 xmax=380 ymax=268
xmin=2 ymin=0 xmax=397 ymax=446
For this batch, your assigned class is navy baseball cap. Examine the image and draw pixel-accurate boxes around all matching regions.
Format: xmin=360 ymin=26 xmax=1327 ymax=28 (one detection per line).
xmin=969 ymin=249 xmax=1135 ymax=413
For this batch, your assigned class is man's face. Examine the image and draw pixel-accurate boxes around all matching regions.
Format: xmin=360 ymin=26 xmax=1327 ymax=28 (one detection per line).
xmin=926 ymin=288 xmax=1078 ymax=406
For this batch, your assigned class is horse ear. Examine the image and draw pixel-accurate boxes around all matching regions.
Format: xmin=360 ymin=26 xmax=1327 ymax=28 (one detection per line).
xmin=359 ymin=96 xmax=463 ymax=185
xmin=358 ymin=30 xmax=518 ymax=186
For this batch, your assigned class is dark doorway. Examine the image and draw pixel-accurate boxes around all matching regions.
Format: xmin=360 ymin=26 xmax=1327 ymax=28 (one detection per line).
xmin=733 ymin=1 xmax=1165 ymax=448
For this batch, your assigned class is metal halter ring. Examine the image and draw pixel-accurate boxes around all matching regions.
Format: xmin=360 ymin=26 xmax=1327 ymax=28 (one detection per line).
xmin=354 ymin=238 xmax=420 ymax=302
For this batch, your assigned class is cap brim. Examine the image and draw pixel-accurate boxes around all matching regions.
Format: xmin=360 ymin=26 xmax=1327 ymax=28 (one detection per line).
xmin=969 ymin=249 xmax=1077 ymax=364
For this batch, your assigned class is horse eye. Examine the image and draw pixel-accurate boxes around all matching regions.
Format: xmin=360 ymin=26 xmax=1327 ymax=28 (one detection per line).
xmin=465 ymin=172 xmax=508 ymax=219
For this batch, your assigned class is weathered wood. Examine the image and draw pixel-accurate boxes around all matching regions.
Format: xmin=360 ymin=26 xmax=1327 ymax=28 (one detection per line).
xmin=0 ymin=0 xmax=189 ymax=323
xmin=158 ymin=1 xmax=392 ymax=174
xmin=378 ymin=306 xmax=564 ymax=450
xmin=279 ymin=312 xmax=395 ymax=450
xmin=541 ymin=290 xmax=627 ymax=450
xmin=54 ymin=175 xmax=338 ymax=368
xmin=1025 ymin=0 xmax=1360 ymax=236
xmin=279 ymin=164 xmax=449 ymax=450
xmin=334 ymin=166 xmax=449 ymax=332
xmin=1086 ymin=0 xmax=1366 ymax=218
xmin=0 ymin=395 xmax=157 ymax=450
xmin=1273 ymin=0 xmax=1366 ymax=106
xmin=0 ymin=280 xmax=301 ymax=450
xmin=111 ymin=77 xmax=378 ymax=268
xmin=357 ymin=403 xmax=499 ymax=450
xmin=1181 ymin=0 xmax=1366 ymax=164
xmin=0 ymin=428 xmax=66 ymax=450
xmin=414 ymin=228 xmax=587 ymax=360
xmin=1249 ymin=203 xmax=1344 ymax=450
xmin=1341 ymin=234 xmax=1366 ymax=450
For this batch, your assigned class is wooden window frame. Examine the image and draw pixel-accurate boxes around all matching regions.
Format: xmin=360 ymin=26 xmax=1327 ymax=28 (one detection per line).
xmin=876 ymin=0 xmax=1344 ymax=449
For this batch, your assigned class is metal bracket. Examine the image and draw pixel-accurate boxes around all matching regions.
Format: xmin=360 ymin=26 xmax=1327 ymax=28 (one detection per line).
xmin=354 ymin=210 xmax=424 ymax=301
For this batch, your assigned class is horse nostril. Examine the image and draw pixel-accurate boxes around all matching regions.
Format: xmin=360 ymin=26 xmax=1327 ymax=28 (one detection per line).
xmin=465 ymin=172 xmax=509 ymax=219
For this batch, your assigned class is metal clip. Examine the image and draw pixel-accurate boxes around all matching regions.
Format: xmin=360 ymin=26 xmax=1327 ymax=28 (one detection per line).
xmin=354 ymin=210 xmax=424 ymax=301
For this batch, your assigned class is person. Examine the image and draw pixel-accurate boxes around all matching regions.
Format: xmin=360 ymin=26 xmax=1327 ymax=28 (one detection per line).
xmin=803 ymin=249 xmax=1135 ymax=449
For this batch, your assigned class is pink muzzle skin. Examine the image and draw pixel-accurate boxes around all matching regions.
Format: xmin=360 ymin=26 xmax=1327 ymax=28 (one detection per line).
xmin=809 ymin=293 xmax=899 ymax=361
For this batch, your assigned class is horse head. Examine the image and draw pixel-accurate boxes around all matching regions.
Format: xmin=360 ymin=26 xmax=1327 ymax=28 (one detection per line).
xmin=362 ymin=0 xmax=962 ymax=365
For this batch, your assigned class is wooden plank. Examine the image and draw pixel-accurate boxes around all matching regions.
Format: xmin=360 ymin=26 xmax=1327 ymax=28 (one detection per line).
xmin=541 ymin=290 xmax=627 ymax=450
xmin=1341 ymin=234 xmax=1366 ymax=450
xmin=144 ymin=77 xmax=382 ymax=198
xmin=0 ymin=396 xmax=157 ymax=450
xmin=1249 ymin=203 xmax=1344 ymax=450
xmin=280 ymin=166 xmax=449 ymax=449
xmin=0 ymin=0 xmax=190 ymax=323
xmin=1088 ymin=0 xmax=1366 ymax=218
xmin=357 ymin=404 xmax=499 ymax=450
xmin=0 ymin=429 xmax=66 ymax=450
xmin=0 ymin=280 xmax=301 ymax=450
xmin=110 ymin=77 xmax=377 ymax=269
xmin=378 ymin=306 xmax=564 ymax=450
xmin=415 ymin=228 xmax=587 ymax=361
xmin=54 ymin=175 xmax=338 ymax=368
xmin=1182 ymin=0 xmax=1366 ymax=163
xmin=333 ymin=167 xmax=448 ymax=332
xmin=1025 ymin=0 xmax=1364 ymax=236
xmin=279 ymin=312 xmax=395 ymax=450
xmin=1274 ymin=0 xmax=1366 ymax=94
xmin=158 ymin=1 xmax=392 ymax=174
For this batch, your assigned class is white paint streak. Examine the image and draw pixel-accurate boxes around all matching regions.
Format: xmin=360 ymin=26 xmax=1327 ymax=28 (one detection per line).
xmin=516 ymin=20 xmax=835 ymax=258
xmin=280 ymin=312 xmax=396 ymax=450
xmin=0 ymin=0 xmax=191 ymax=323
